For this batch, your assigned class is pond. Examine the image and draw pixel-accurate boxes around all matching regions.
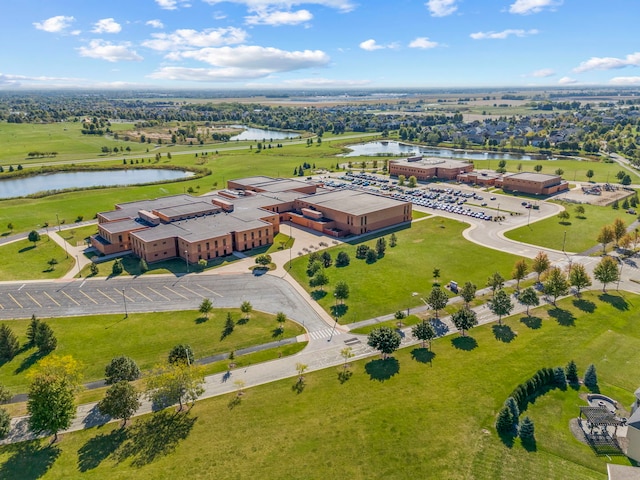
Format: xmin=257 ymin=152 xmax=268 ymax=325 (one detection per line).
xmin=339 ymin=141 xmax=542 ymax=161
xmin=229 ymin=125 xmax=299 ymax=141
xmin=0 ymin=169 xmax=194 ymax=200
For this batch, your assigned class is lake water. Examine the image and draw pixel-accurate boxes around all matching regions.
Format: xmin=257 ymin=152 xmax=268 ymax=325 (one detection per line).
xmin=229 ymin=125 xmax=299 ymax=141
xmin=339 ymin=141 xmax=540 ymax=161
xmin=0 ymin=169 xmax=194 ymax=200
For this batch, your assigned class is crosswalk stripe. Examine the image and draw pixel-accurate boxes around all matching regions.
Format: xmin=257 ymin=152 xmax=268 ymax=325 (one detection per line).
xmin=308 ymin=328 xmax=342 ymax=340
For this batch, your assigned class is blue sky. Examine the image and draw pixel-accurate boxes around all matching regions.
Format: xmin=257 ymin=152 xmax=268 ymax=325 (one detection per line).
xmin=1 ymin=0 xmax=639 ymax=90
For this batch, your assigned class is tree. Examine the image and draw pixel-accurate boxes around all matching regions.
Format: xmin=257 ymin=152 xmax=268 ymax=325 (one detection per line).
xmin=146 ymin=362 xmax=205 ymax=411
xmin=519 ymin=416 xmax=535 ymax=443
xmin=0 ymin=324 xmax=20 ymax=361
xmin=355 ymin=244 xmax=370 ymax=259
xmin=223 ymin=312 xmax=235 ymax=337
xmin=555 ymin=168 xmax=564 ymax=176
xmin=365 ymin=248 xmax=377 ymax=263
xmin=575 ymin=205 xmax=585 ymax=217
xmin=111 ymin=258 xmax=123 ymax=275
xmin=375 ymin=237 xmax=387 ymax=257
xmin=98 ymin=381 xmax=141 ymax=427
xmin=34 ymin=321 xmax=57 ymax=354
xmin=486 ymin=271 xmax=505 ymax=297
xmin=511 ymin=259 xmax=528 ymax=291
xmin=505 ymin=397 xmax=520 ymax=426
xmin=28 ymin=230 xmax=41 ymax=246
xmin=340 ymin=347 xmax=354 ymax=371
xmin=276 ymin=311 xmax=287 ymax=333
xmin=565 ymin=360 xmax=578 ymax=384
xmin=596 ymin=225 xmax=615 ymax=254
xmin=412 ymin=321 xmax=436 ymax=350
xmin=139 ymin=258 xmax=149 ymax=273
xmin=389 ymin=233 xmax=397 ymax=247
xmin=586 ymin=169 xmax=594 ymax=181
xmin=240 ymin=300 xmax=253 ymax=320
xmin=518 ymin=287 xmax=539 ymax=316
xmin=407 ymin=175 xmax=417 ymax=188
xmin=569 ymin=264 xmax=591 ymax=296
xmin=105 ymin=356 xmax=141 ymax=385
xmin=495 ymin=406 xmax=514 ymax=435
xmin=532 ymin=251 xmax=550 ymax=282
xmin=199 ymin=298 xmax=213 ymax=319
xmin=451 ymin=308 xmax=478 ymax=337
xmin=432 ymin=268 xmax=441 ymax=284
xmin=612 ymin=218 xmax=627 ymax=246
xmin=168 ymin=344 xmax=194 ymax=366
xmin=460 ymin=281 xmax=477 ymax=307
xmin=0 ymin=384 xmax=11 ymax=404
xmin=593 ymin=256 xmax=619 ymax=292
xmin=367 ymin=327 xmax=401 ymax=359
xmin=309 ymin=270 xmax=329 ymax=291
xmin=426 ymin=286 xmax=448 ymax=318
xmin=90 ymin=262 xmax=99 ymax=276
xmin=335 ymin=251 xmax=350 ymax=267
xmin=26 ymin=314 xmax=40 ymax=346
xmin=533 ymin=164 xmax=543 ymax=173
xmin=334 ymin=281 xmax=349 ymax=304
xmin=398 ymin=174 xmax=406 ymax=186
xmin=255 ymin=254 xmax=272 ymax=267
xmin=489 ymin=290 xmax=514 ymax=325
xmin=321 ymin=251 xmax=332 ymax=268
xmin=584 ymin=364 xmax=598 ymax=390
xmin=543 ymin=267 xmax=569 ymax=305
xmin=6 ymin=223 xmax=13 ymax=232
xmin=557 ymin=210 xmax=570 ymax=223
xmin=0 ymin=408 xmax=9 ymax=439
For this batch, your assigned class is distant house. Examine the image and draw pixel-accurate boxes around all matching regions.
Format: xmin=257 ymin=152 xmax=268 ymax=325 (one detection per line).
xmin=626 ymin=387 xmax=640 ymax=463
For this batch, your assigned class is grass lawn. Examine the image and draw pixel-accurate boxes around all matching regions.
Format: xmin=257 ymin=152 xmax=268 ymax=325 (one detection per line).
xmin=289 ymin=217 xmax=523 ymax=323
xmin=58 ymin=224 xmax=98 ymax=247
xmin=0 ymin=236 xmax=74 ymax=281
xmin=0 ymin=292 xmax=636 ymax=479
xmin=504 ymin=201 xmax=630 ymax=253
xmin=0 ymin=309 xmax=304 ymax=393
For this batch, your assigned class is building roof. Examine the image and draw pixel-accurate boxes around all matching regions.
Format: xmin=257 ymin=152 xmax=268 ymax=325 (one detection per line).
xmin=391 ymin=157 xmax=471 ymax=170
xmin=628 ymin=406 xmax=640 ymax=429
xmin=156 ymin=201 xmax=219 ymax=218
xmin=232 ymin=176 xmax=312 ymax=193
xmin=99 ymin=219 xmax=145 ymax=235
xmin=504 ymin=172 xmax=561 ymax=183
xmin=307 ymin=189 xmax=408 ymax=216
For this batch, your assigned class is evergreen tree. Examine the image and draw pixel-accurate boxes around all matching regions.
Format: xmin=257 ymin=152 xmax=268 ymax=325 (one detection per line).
xmin=584 ymin=364 xmax=598 ymax=390
xmin=565 ymin=360 xmax=578 ymax=383
xmin=496 ymin=406 xmax=514 ymax=435
xmin=504 ymin=396 xmax=520 ymax=426
xmin=26 ymin=314 xmax=40 ymax=346
xmin=34 ymin=322 xmax=57 ymax=354
xmin=0 ymin=324 xmax=20 ymax=361
xmin=554 ymin=366 xmax=567 ymax=388
xmin=519 ymin=416 xmax=535 ymax=443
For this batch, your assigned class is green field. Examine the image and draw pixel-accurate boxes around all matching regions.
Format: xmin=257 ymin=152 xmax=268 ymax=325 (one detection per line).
xmin=289 ymin=217 xmax=523 ymax=323
xmin=505 ymin=201 xmax=630 ymax=253
xmin=0 ymin=309 xmax=304 ymax=392
xmin=0 ymin=236 xmax=74 ymax=281
xmin=0 ymin=292 xmax=636 ymax=479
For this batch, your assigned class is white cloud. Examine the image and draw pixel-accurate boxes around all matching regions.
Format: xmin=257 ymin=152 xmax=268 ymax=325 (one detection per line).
xmin=409 ymin=37 xmax=439 ymax=49
xmin=149 ymin=66 xmax=271 ymax=81
xmin=33 ymin=15 xmax=75 ymax=33
xmin=281 ymin=78 xmax=370 ymax=87
xmin=246 ymin=9 xmax=313 ymax=25
xmin=558 ymin=76 xmax=577 ymax=85
xmin=609 ymin=76 xmax=640 ymax=86
xmin=573 ymin=52 xmax=640 ymax=73
xmin=509 ymin=0 xmax=562 ymax=15
xmin=202 ymin=1 xmax=356 ymax=13
xmin=0 ymin=72 xmax=85 ymax=87
xmin=426 ymin=0 xmax=457 ymax=17
xmin=146 ymin=19 xmax=165 ymax=29
xmin=359 ymin=39 xmax=384 ymax=51
xmin=92 ymin=18 xmax=122 ymax=34
xmin=470 ymin=29 xmax=538 ymax=40
xmin=530 ymin=68 xmax=555 ymax=77
xmin=71 ymin=30 xmax=82 ymax=36
xmin=155 ymin=0 xmax=192 ymax=9
xmin=77 ymin=40 xmax=143 ymax=62
xmin=142 ymin=27 xmax=247 ymax=51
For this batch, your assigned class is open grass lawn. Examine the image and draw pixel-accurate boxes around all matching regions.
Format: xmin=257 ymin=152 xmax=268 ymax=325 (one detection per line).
xmin=0 ymin=236 xmax=74 ymax=281
xmin=472 ymin=157 xmax=640 ymax=183
xmin=59 ymin=224 xmax=98 ymax=247
xmin=289 ymin=218 xmax=522 ymax=323
xmin=0 ymin=292 xmax=636 ymax=479
xmin=0 ymin=309 xmax=304 ymax=393
xmin=504 ymin=201 xmax=629 ymax=253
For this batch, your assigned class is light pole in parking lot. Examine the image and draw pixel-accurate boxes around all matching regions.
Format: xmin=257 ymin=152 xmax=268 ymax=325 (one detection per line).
xmin=184 ymin=249 xmax=189 ymax=273
xmin=122 ymin=288 xmax=128 ymax=319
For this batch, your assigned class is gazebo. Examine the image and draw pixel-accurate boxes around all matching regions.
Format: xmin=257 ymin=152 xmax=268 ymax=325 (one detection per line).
xmin=579 ymin=406 xmax=626 ymax=455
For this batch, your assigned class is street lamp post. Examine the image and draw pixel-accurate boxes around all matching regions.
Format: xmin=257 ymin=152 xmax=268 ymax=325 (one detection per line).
xmin=184 ymin=249 xmax=189 ymax=273
xmin=328 ymin=293 xmax=338 ymax=342
xmin=122 ymin=288 xmax=128 ymax=318
xmin=562 ymin=231 xmax=567 ymax=252
xmin=527 ymin=206 xmax=532 ymax=227
xmin=76 ymin=255 xmax=81 ymax=277
xmin=617 ymin=259 xmax=624 ymax=291
xmin=56 ymin=213 xmax=61 ymax=232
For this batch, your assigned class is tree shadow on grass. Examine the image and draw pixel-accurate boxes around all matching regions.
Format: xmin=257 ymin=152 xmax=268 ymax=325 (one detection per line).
xmin=310 ymin=290 xmax=327 ymax=301
xmin=19 ymin=245 xmax=36 ymax=253
xmin=236 ymin=317 xmax=249 ymax=325
xmin=291 ymin=378 xmax=306 ymax=394
xmin=14 ymin=350 xmax=46 ymax=375
xmin=78 ymin=427 xmax=128 ymax=472
xmin=451 ymin=336 xmax=478 ymax=351
xmin=337 ymin=369 xmax=352 ymax=384
xmin=271 ymin=327 xmax=284 ymax=339
xmin=573 ymin=298 xmax=596 ymax=313
xmin=194 ymin=316 xmax=208 ymax=324
xmin=498 ymin=431 xmax=515 ymax=449
xmin=492 ymin=325 xmax=517 ymax=343
xmin=410 ymin=348 xmax=435 ymax=364
xmin=520 ymin=316 xmax=542 ymax=329
xmin=330 ymin=304 xmax=348 ymax=318
xmin=0 ymin=440 xmax=60 ymax=480
xmin=548 ymin=308 xmax=575 ymax=326
xmin=599 ymin=293 xmax=629 ymax=311
xmin=521 ymin=438 xmax=537 ymax=452
xmin=113 ymin=411 xmax=196 ymax=467
xmin=364 ymin=358 xmax=399 ymax=382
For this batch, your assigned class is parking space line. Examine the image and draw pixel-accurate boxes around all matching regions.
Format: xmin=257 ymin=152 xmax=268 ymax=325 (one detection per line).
xmin=179 ymin=285 xmax=203 ymax=298
xmin=164 ymin=285 xmax=188 ymax=299
xmin=147 ymin=287 xmax=170 ymax=301
xmin=194 ymin=283 xmax=224 ymax=298
xmin=44 ymin=292 xmax=61 ymax=307
xmin=25 ymin=292 xmax=42 ymax=308
xmin=97 ymin=289 xmax=117 ymax=303
xmin=79 ymin=290 xmax=98 ymax=305
xmin=131 ymin=288 xmax=153 ymax=302
xmin=60 ymin=291 xmax=80 ymax=306
xmin=0 ymin=303 xmax=3 ymax=309
xmin=116 ymin=289 xmax=135 ymax=303
xmin=8 ymin=294 xmax=23 ymax=308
